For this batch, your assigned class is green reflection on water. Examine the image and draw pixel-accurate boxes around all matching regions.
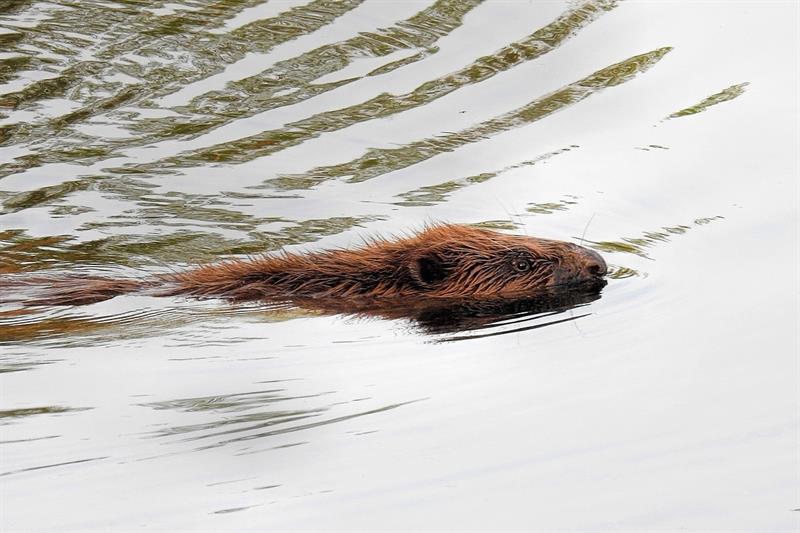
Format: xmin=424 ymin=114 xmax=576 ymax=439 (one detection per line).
xmin=666 ymin=82 xmax=749 ymax=120
xmin=149 ymin=0 xmax=615 ymax=169
xmin=470 ymin=220 xmax=521 ymax=231
xmin=394 ymin=146 xmax=577 ymax=206
xmin=0 ymin=406 xmax=90 ymax=419
xmin=145 ymin=0 xmax=483 ymax=139
xmin=0 ymin=0 xmax=480 ymax=176
xmin=526 ymin=197 xmax=579 ymax=215
xmin=585 ymin=216 xmax=724 ymax=259
xmin=607 ymin=266 xmax=640 ymax=279
xmin=396 ymin=179 xmax=476 ymax=207
xmin=267 ymin=46 xmax=671 ymax=190
xmin=0 ymin=0 xmax=360 ymax=115
xmin=2 ymin=179 xmax=92 ymax=214
xmin=0 ymin=301 xmax=319 ymax=347
xmin=0 ymin=215 xmax=384 ymax=272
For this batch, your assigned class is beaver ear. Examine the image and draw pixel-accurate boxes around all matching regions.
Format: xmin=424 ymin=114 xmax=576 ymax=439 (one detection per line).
xmin=409 ymin=253 xmax=447 ymax=286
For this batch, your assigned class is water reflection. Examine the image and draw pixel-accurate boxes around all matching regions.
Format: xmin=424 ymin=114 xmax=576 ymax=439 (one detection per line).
xmin=584 ymin=216 xmax=725 ymax=259
xmin=665 ymin=82 xmax=749 ymax=120
xmin=144 ymin=0 xmax=616 ymax=170
xmin=140 ymin=386 xmax=422 ymax=454
xmin=266 ymin=46 xmax=672 ymax=190
xmin=0 ymin=405 xmax=90 ymax=420
xmin=0 ymin=0 xmax=482 ymax=175
xmin=296 ymin=284 xmax=606 ymax=338
xmin=0 ymin=301 xmax=311 ymax=347
xmin=0 ymin=215 xmax=386 ymax=271
xmin=394 ymin=146 xmax=577 ymax=207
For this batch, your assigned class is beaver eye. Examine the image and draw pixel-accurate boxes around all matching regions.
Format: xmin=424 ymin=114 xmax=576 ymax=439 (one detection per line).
xmin=512 ymin=258 xmax=531 ymax=272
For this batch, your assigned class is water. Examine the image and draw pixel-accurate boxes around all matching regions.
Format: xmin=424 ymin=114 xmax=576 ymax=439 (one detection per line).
xmin=1 ymin=0 xmax=798 ymax=530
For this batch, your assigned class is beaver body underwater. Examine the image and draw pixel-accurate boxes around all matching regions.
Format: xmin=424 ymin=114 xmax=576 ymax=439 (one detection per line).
xmin=2 ymin=224 xmax=607 ymax=309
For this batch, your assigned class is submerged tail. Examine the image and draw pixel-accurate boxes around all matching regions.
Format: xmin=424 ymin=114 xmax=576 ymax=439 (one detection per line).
xmin=0 ymin=275 xmax=152 ymax=307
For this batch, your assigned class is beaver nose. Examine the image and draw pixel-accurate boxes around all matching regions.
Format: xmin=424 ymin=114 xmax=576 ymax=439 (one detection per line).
xmin=578 ymin=246 xmax=607 ymax=278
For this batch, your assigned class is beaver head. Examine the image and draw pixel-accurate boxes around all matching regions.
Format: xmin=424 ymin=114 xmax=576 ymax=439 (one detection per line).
xmin=403 ymin=225 xmax=607 ymax=298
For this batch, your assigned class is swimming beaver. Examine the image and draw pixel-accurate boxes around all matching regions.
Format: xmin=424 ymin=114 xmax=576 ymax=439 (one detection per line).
xmin=2 ymin=224 xmax=607 ymax=309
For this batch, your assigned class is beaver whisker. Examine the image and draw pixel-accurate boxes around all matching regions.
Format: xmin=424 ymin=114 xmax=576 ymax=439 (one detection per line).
xmin=579 ymin=213 xmax=596 ymax=247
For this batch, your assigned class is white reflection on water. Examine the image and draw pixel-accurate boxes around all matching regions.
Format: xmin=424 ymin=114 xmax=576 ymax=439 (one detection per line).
xmin=1 ymin=0 xmax=798 ymax=530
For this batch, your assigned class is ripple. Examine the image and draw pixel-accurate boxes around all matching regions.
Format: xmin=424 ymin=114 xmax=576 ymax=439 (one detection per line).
xmin=665 ymin=82 xmax=749 ymax=120
xmin=0 ymin=405 xmax=91 ymax=421
xmin=583 ymin=216 xmax=725 ymax=259
xmin=265 ymin=46 xmax=672 ymax=190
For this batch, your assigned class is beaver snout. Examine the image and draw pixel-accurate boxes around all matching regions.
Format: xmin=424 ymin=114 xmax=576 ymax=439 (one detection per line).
xmin=553 ymin=244 xmax=608 ymax=288
xmin=578 ymin=246 xmax=607 ymax=279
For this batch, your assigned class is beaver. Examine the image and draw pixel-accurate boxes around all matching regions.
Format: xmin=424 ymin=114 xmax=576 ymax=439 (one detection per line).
xmin=1 ymin=224 xmax=607 ymax=309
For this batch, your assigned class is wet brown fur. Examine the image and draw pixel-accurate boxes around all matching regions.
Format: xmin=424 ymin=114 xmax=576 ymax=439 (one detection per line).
xmin=2 ymin=224 xmax=607 ymax=308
